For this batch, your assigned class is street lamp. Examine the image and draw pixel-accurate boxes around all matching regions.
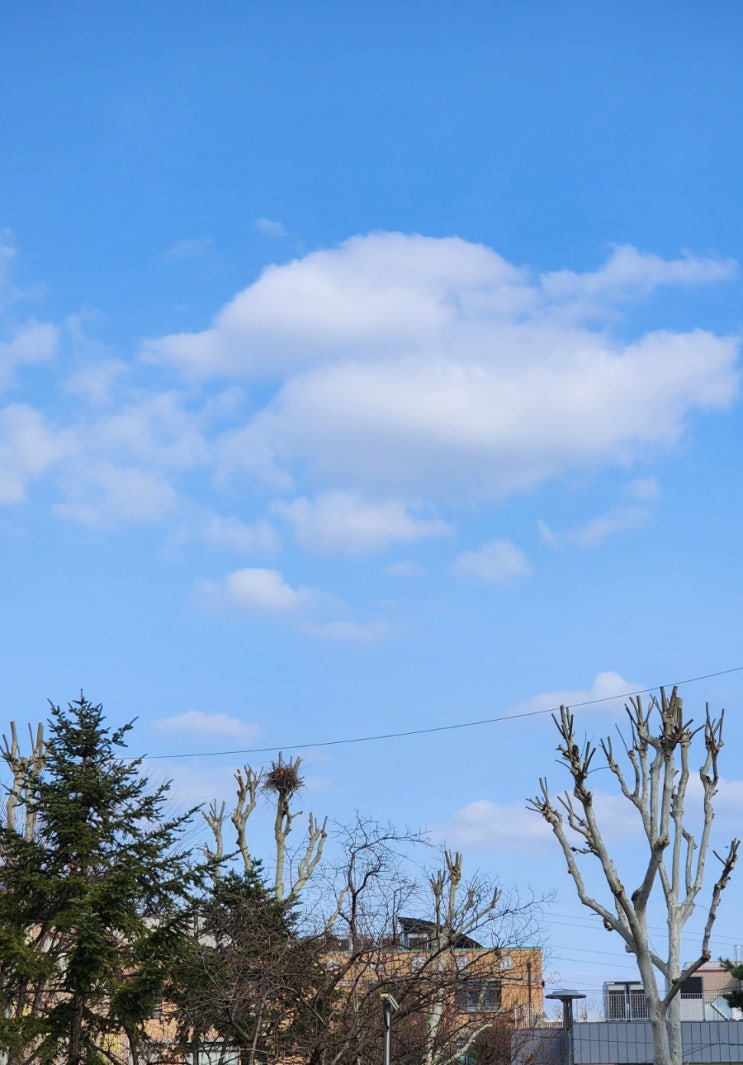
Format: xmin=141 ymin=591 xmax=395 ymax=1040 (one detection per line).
xmin=546 ymin=989 xmax=586 ymax=1065
xmin=381 ymin=992 xmax=400 ymax=1065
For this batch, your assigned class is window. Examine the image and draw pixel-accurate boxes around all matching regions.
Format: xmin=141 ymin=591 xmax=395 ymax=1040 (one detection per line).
xmin=406 ymin=932 xmax=430 ymax=950
xmin=457 ymin=979 xmax=501 ymax=1013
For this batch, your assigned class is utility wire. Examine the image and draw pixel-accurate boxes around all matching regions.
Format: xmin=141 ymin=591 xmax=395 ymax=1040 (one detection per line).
xmin=149 ymin=663 xmax=743 ymax=760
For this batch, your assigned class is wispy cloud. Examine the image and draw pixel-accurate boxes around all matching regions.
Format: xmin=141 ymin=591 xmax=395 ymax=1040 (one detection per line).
xmin=182 ymin=513 xmax=279 ymax=555
xmin=384 ymin=560 xmax=425 ymax=577
xmin=163 ymin=238 xmax=213 ymax=261
xmin=153 ymin=710 xmax=258 ymax=741
xmin=0 ymin=320 xmax=57 ymax=387
xmin=54 ymin=462 xmax=178 ymax=527
xmin=434 ymin=787 xmax=643 ymax=853
xmin=539 ymin=478 xmax=660 ymax=549
xmin=432 ymin=800 xmax=554 ymax=852
xmin=540 ymin=244 xmax=737 ymax=311
xmin=539 ymin=505 xmax=649 ymax=549
xmin=0 ymin=404 xmax=74 ymax=505
xmin=255 ymin=218 xmax=288 ymax=238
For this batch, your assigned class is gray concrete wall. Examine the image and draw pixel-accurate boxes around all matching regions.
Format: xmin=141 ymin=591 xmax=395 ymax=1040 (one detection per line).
xmin=573 ymin=1020 xmax=743 ymax=1064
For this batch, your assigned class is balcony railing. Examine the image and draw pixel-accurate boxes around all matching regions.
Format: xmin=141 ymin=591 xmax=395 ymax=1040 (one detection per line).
xmin=604 ymin=990 xmax=743 ymax=1023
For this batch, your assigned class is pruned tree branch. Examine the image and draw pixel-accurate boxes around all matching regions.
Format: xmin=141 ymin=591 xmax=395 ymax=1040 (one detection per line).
xmin=528 ymin=688 xmax=739 ymax=1065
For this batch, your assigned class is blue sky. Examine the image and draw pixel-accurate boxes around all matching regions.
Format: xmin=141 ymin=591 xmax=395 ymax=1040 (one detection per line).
xmin=3 ymin=0 xmax=743 ymax=1003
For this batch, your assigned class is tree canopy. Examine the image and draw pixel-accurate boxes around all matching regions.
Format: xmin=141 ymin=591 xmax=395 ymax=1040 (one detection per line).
xmin=0 ymin=696 xmax=199 ymax=1065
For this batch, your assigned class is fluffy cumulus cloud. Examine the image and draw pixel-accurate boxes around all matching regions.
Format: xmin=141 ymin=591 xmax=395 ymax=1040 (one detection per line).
xmin=450 ymin=539 xmax=530 ymax=583
xmin=1 ymin=234 xmax=740 ymax=573
xmin=204 ymin=566 xmax=322 ymax=614
xmin=506 ymin=670 xmax=644 ymax=722
xmin=145 ymin=234 xmax=739 ymax=506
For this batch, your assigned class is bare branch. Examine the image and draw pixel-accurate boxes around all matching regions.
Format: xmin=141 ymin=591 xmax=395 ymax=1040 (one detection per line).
xmin=231 ymin=765 xmax=262 ymax=874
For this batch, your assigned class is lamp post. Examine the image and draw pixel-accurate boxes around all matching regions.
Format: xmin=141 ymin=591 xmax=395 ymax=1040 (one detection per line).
xmin=546 ymin=989 xmax=586 ymax=1065
xmin=381 ymin=992 xmax=400 ymax=1065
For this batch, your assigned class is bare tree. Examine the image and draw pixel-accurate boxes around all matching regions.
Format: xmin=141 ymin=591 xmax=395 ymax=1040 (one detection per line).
xmin=199 ymin=767 xmax=544 ymax=1065
xmin=528 ymin=688 xmax=739 ymax=1065
xmin=303 ymin=818 xmax=543 ymax=1065
xmin=1 ymin=721 xmax=45 ymax=839
xmin=204 ymin=753 xmax=327 ymax=900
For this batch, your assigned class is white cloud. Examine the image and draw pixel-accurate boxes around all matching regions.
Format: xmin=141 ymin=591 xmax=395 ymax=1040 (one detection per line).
xmin=540 ymin=244 xmax=737 ymax=311
xmin=274 ymin=491 xmax=449 ymax=555
xmin=539 ymin=477 xmax=660 ymax=549
xmin=205 ymin=566 xmax=321 ymax=614
xmin=64 ymin=359 xmax=127 ymax=406
xmin=192 ymin=513 xmax=279 ymax=555
xmin=245 ymin=329 xmax=737 ymax=500
xmin=539 ymin=504 xmax=649 ymax=549
xmin=144 ymin=232 xmax=533 ymax=379
xmin=0 ymin=230 xmax=30 ymax=311
xmin=435 ymin=788 xmax=643 ymax=854
xmin=623 ymin=476 xmax=659 ymax=502
xmin=144 ymin=235 xmax=739 ymax=505
xmin=255 ymin=218 xmax=288 ymax=238
xmin=303 ymin=619 xmax=393 ymax=644
xmin=432 ymin=800 xmax=554 ymax=852
xmin=0 ymin=404 xmax=73 ymax=504
xmin=54 ymin=462 xmax=178 ymax=526
xmin=508 ymin=670 xmax=643 ymax=722
xmin=90 ymin=392 xmax=208 ymax=472
xmin=0 ymin=319 xmax=57 ymax=385
xmin=451 ymin=539 xmax=530 ymax=584
xmin=153 ymin=710 xmax=258 ymax=741
xmin=146 ymin=759 xmax=243 ymax=808
xmin=0 ymin=231 xmax=16 ymax=289
xmin=698 ymin=775 xmax=743 ymax=832
xmin=163 ymin=238 xmax=213 ymax=261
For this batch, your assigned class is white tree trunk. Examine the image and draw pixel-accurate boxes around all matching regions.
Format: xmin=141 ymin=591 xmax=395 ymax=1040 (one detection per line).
xmin=528 ymin=690 xmax=739 ymax=1065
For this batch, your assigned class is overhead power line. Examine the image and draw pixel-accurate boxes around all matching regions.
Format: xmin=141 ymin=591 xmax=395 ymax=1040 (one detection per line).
xmin=149 ymin=663 xmax=743 ymax=761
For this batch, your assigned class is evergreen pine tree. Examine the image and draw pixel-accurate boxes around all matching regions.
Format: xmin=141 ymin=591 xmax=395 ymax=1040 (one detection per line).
xmin=0 ymin=696 xmax=199 ymax=1065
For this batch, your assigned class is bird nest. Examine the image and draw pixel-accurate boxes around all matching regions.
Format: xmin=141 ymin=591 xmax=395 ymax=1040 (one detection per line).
xmin=263 ymin=757 xmax=303 ymax=796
